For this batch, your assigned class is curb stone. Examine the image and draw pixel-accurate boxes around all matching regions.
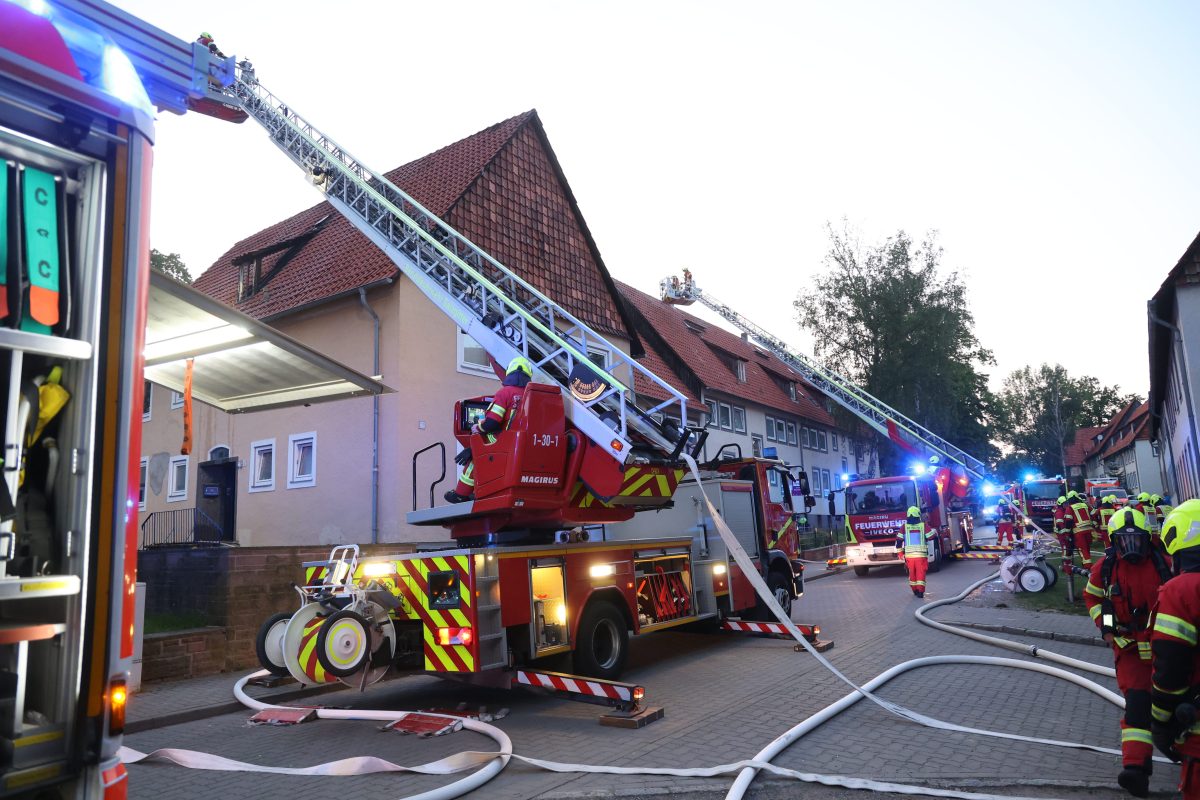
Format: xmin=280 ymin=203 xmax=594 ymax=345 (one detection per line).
xmin=941 ymin=619 xmax=1107 ymax=648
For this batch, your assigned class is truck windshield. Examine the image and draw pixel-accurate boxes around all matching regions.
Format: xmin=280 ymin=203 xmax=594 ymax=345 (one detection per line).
xmin=847 ymin=482 xmax=912 ymax=514
xmin=1093 ymin=488 xmax=1128 ymax=501
xmin=1024 ymin=483 xmax=1062 ymax=499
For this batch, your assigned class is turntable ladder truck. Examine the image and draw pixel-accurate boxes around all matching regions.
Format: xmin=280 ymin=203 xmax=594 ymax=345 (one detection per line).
xmin=660 ymin=271 xmax=986 ymax=574
xmin=226 ymin=65 xmax=826 ymax=699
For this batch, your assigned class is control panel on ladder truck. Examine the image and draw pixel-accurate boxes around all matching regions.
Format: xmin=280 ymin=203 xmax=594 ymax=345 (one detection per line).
xmin=659 ymin=270 xmax=983 ymax=577
xmin=220 ymin=61 xmax=829 ymax=694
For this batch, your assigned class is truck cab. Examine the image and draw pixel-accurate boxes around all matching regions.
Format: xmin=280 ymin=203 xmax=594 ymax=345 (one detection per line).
xmin=1019 ymin=478 xmax=1067 ymax=533
xmin=843 ymin=474 xmax=972 ymax=576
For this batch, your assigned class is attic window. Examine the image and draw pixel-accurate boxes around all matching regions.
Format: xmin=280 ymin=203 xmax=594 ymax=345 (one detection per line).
xmin=714 ymin=350 xmax=746 ymax=382
xmin=684 ymin=320 xmax=706 ymax=335
xmin=234 ymin=214 xmax=334 ymax=302
xmin=754 ymin=349 xmax=770 ymax=359
xmin=767 ymin=372 xmax=798 ymax=401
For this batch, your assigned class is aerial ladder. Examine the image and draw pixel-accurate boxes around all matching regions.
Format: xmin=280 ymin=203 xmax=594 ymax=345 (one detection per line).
xmin=215 ymin=64 xmax=701 ymax=540
xmin=660 ymin=270 xmax=991 ymax=481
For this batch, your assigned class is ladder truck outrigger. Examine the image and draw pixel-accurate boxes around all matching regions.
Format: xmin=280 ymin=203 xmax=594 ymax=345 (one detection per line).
xmin=660 ymin=270 xmax=988 ymax=576
xmin=230 ymin=64 xmax=829 ymax=701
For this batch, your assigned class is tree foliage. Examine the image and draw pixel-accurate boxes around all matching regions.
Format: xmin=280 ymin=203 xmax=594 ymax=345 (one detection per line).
xmin=150 ymin=249 xmax=192 ymax=284
xmin=991 ymin=363 xmax=1142 ymax=477
xmin=795 ymin=224 xmax=996 ymax=475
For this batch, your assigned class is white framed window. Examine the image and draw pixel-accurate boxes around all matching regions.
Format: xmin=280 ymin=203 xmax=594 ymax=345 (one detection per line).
xmin=457 ymin=329 xmax=492 ymax=374
xmin=705 ymin=399 xmax=718 ymax=429
xmin=288 ymin=432 xmax=317 ymax=489
xmin=816 ymin=430 xmax=828 ymax=452
xmin=170 ymin=390 xmax=184 ymax=410
xmin=787 ymin=422 xmax=797 ymax=446
xmin=751 ymin=434 xmax=764 ymax=457
xmin=732 ymin=405 xmax=746 ymax=433
xmin=718 ymin=403 xmax=732 ymax=430
xmin=586 ymin=345 xmax=610 ymax=371
xmin=832 ymin=434 xmax=839 ymax=452
xmin=209 ymin=445 xmax=230 ymax=461
xmin=812 ymin=469 xmax=823 ymax=496
xmin=142 ymin=381 xmax=152 ymax=422
xmin=735 ymin=360 xmax=746 ymax=382
xmin=766 ymin=417 xmax=776 ymax=441
xmin=249 ymin=439 xmax=275 ymax=492
xmin=801 ymin=426 xmax=810 ymax=448
xmin=167 ymin=455 xmax=188 ymax=502
xmin=139 ymin=457 xmax=148 ymax=511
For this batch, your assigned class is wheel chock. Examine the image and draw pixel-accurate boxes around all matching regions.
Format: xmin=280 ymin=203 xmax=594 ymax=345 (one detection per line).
xmin=247 ymin=674 xmax=295 ymax=689
xmin=599 ymin=706 xmax=664 ymax=729
xmin=384 ymin=713 xmax=464 ymax=737
xmin=795 ymin=639 xmax=835 ymax=653
xmin=248 ymin=707 xmax=317 ymax=725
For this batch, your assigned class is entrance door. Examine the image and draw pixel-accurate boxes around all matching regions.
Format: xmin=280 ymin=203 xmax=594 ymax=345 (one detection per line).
xmin=196 ymin=459 xmax=237 ymax=543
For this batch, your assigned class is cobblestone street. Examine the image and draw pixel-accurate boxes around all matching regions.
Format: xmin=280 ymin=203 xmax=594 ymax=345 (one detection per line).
xmin=125 ymin=532 xmax=1180 ymax=799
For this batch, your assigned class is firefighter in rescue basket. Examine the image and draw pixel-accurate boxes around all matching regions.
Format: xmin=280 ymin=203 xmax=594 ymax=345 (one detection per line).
xmin=1084 ymin=507 xmax=1173 ymax=797
xmin=895 ymin=506 xmax=934 ymax=598
xmin=445 ymin=356 xmax=533 ymax=503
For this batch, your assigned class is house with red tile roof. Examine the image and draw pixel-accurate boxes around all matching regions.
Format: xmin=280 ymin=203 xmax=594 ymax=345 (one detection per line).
xmin=1080 ymin=401 xmax=1163 ymax=496
xmin=617 ymin=282 xmax=876 ymax=508
xmin=138 ymin=111 xmax=646 ymax=546
xmin=1063 ymin=426 xmax=1104 ymax=481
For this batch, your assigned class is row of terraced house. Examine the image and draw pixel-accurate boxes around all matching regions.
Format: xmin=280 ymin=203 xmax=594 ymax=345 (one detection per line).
xmin=137 ymin=110 xmax=876 ymax=552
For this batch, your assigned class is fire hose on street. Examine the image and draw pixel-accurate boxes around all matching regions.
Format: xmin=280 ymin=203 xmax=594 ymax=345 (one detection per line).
xmin=123 ymin=460 xmax=1158 ymax=800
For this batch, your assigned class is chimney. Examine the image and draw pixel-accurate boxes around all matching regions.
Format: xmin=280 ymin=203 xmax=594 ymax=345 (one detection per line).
xmin=740 ymin=332 xmax=748 ymax=341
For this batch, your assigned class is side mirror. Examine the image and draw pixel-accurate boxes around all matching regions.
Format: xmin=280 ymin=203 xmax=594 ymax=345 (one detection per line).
xmin=828 ymin=496 xmax=836 ymax=516
xmin=804 ymin=495 xmax=816 ymax=510
xmin=796 ymin=471 xmax=811 ymax=496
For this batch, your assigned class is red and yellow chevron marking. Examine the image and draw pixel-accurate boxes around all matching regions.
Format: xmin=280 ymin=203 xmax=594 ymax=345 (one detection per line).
xmin=390 ymin=555 xmax=475 ymax=673
xmin=570 ymin=467 xmax=685 ymax=507
xmin=297 ymin=616 xmax=339 ymax=684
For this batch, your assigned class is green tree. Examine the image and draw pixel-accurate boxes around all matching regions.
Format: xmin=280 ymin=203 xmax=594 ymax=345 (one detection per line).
xmin=795 ymin=224 xmax=996 ymax=475
xmin=991 ymin=363 xmax=1141 ymax=476
xmin=150 ymin=249 xmax=192 ymax=284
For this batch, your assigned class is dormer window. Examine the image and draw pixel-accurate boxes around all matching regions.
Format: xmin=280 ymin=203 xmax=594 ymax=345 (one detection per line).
xmin=684 ymin=320 xmax=706 ymax=334
xmin=233 ymin=214 xmax=333 ymax=302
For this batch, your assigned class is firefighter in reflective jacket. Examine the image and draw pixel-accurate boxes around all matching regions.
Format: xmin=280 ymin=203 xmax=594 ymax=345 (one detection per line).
xmin=1151 ymin=495 xmax=1170 ymax=535
xmin=1134 ymin=492 xmax=1154 ymax=523
xmin=444 ymin=356 xmax=533 ymax=503
xmin=1054 ymin=496 xmax=1075 ymax=572
xmin=1069 ymin=490 xmax=1098 ymax=568
xmin=895 ymin=506 xmax=933 ymax=598
xmin=1093 ymin=495 xmax=1118 ymax=550
xmin=996 ymin=496 xmax=1018 ymax=546
xmin=1150 ymin=500 xmax=1200 ymax=800
xmin=1084 ymin=507 xmax=1173 ymax=797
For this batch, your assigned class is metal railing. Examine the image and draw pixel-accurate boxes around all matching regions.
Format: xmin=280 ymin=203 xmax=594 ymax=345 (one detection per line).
xmin=139 ymin=508 xmax=226 ymax=549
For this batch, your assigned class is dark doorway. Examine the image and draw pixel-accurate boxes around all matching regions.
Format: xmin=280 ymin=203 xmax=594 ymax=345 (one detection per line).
xmin=196 ymin=458 xmax=237 ymax=543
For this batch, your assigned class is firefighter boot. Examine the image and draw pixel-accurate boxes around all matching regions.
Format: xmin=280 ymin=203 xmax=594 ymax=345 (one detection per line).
xmin=444 ymin=490 xmax=472 ymax=504
xmin=1116 ymin=764 xmax=1150 ymax=798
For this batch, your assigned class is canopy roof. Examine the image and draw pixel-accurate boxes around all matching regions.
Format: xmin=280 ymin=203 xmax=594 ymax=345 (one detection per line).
xmin=143 ymin=271 xmax=391 ymax=413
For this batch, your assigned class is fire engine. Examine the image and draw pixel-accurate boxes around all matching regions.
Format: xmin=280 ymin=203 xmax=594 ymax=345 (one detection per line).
xmin=1018 ymin=477 xmax=1067 ymax=533
xmin=840 ymin=471 xmax=972 ymax=576
xmin=1084 ymin=478 xmax=1127 ymax=507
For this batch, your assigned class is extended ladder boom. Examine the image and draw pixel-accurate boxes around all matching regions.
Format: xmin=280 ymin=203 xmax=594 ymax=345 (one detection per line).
xmin=660 ymin=272 xmax=989 ymax=479
xmin=225 ymin=65 xmax=689 ymax=465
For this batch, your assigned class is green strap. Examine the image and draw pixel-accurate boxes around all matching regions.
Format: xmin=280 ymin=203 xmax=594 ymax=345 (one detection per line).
xmin=20 ymin=166 xmax=59 ymax=334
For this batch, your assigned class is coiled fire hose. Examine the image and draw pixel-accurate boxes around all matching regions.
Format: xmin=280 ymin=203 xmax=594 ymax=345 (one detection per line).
xmin=122 ymin=457 xmax=1154 ymax=800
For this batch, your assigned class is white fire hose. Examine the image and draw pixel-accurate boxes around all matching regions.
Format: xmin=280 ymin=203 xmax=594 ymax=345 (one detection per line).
xmin=122 ymin=457 xmax=1154 ymax=800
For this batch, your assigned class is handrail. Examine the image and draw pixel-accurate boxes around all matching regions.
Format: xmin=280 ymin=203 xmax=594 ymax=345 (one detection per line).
xmin=412 ymin=442 xmax=447 ymax=512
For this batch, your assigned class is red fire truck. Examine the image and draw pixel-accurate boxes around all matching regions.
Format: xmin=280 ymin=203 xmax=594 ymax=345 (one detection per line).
xmin=841 ymin=473 xmax=972 ymax=576
xmin=1018 ymin=477 xmax=1067 ymax=533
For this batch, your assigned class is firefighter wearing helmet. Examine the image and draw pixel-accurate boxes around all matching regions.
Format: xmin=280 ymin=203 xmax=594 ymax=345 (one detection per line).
xmin=1068 ymin=489 xmax=1098 ymax=569
xmin=1150 ymin=500 xmax=1200 ymax=799
xmin=996 ymin=496 xmax=1018 ymax=546
xmin=444 ymin=356 xmax=534 ymax=503
xmin=1053 ymin=495 xmax=1075 ymax=573
xmin=1093 ymin=495 xmax=1118 ymax=549
xmin=894 ymin=505 xmax=934 ymax=598
xmin=1135 ymin=492 xmax=1154 ymax=523
xmin=1084 ymin=507 xmax=1173 ymax=797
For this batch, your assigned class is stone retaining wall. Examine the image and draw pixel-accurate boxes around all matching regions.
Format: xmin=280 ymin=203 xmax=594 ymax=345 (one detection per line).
xmin=141 ymin=627 xmax=227 ymax=683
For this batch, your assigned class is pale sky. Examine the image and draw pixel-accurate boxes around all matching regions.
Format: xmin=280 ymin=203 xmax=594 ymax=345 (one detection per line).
xmin=118 ymin=0 xmax=1200 ymax=399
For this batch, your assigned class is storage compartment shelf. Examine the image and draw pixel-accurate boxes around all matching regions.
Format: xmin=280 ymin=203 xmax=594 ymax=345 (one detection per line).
xmin=0 ymin=576 xmax=81 ymax=601
xmin=0 ymin=330 xmax=92 ymax=361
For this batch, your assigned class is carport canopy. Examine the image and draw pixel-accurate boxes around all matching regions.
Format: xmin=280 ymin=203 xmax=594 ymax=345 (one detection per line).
xmin=143 ymin=271 xmax=392 ymax=412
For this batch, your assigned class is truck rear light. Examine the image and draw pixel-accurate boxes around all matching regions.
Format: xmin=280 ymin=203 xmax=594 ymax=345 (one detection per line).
xmin=109 ymin=678 xmax=127 ymax=736
xmin=437 ymin=627 xmax=474 ymax=647
xmin=712 ymin=563 xmax=727 ymax=575
xmin=632 ymin=686 xmax=645 ymax=702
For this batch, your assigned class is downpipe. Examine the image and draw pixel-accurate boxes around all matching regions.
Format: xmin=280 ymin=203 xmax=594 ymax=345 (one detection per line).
xmin=358 ymin=287 xmax=381 ymax=544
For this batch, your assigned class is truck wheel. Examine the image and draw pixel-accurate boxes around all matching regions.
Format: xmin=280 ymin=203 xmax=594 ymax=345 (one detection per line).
xmin=752 ymin=570 xmax=792 ymax=620
xmin=574 ymin=600 xmax=628 ymax=680
xmin=927 ymin=540 xmax=942 ymax=573
xmin=255 ymin=611 xmax=293 ymax=676
xmin=853 ymin=566 xmax=869 ymax=577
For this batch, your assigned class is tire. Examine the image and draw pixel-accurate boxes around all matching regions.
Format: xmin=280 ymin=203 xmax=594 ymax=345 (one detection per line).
xmin=752 ymin=570 xmax=792 ymax=620
xmin=314 ymin=609 xmax=372 ymax=678
xmin=853 ymin=566 xmax=870 ymax=577
xmin=1018 ymin=567 xmax=1048 ymax=593
xmin=573 ymin=600 xmax=628 ymax=680
xmin=1037 ymin=559 xmax=1058 ymax=587
xmin=927 ymin=540 xmax=942 ymax=573
xmin=255 ymin=611 xmax=293 ymax=676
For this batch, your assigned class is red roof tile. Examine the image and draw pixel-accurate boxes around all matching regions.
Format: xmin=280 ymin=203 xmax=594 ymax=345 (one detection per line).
xmin=617 ymin=282 xmax=837 ymax=426
xmin=1064 ymin=426 xmax=1104 ymax=468
xmin=1094 ymin=402 xmax=1150 ymax=460
xmin=193 ymin=111 xmax=635 ymax=342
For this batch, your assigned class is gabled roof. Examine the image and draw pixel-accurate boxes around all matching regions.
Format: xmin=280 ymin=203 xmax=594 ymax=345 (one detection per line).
xmin=193 ymin=111 xmax=639 ymax=347
xmin=616 ymin=281 xmax=836 ymax=426
xmin=1149 ymin=229 xmax=1200 ymax=437
xmin=1084 ymin=401 xmax=1150 ymax=463
xmin=1064 ymin=426 xmax=1104 ymax=468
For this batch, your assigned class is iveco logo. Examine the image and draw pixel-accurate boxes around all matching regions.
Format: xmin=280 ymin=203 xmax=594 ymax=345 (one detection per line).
xmin=521 ymin=475 xmax=559 ymax=485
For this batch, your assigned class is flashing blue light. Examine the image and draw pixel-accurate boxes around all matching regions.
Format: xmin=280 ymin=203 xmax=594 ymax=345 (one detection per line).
xmin=841 ymin=473 xmax=850 ymax=481
xmin=913 ymin=464 xmax=927 ymax=475
xmin=982 ymin=481 xmax=995 ymax=496
xmin=763 ymin=446 xmax=778 ymax=459
xmin=1024 ymin=472 xmax=1035 ymax=482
